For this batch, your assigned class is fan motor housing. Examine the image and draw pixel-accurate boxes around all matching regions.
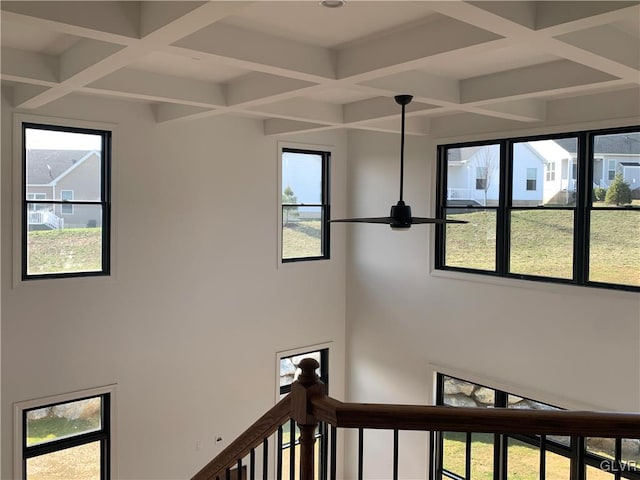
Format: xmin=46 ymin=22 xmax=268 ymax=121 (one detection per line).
xmin=390 ymin=201 xmax=412 ymax=229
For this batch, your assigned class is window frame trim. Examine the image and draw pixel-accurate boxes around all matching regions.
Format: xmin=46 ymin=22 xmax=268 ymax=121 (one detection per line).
xmin=428 ymin=366 xmax=639 ymax=480
xmin=13 ymin=384 xmax=116 ymax=480
xmin=435 ymin=125 xmax=640 ymax=293
xmin=277 ymin=142 xmax=332 ymax=266
xmin=13 ymin=113 xmax=117 ymax=286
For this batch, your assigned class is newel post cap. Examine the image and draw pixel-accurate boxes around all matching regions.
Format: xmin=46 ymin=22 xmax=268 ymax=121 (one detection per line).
xmin=291 ymin=358 xmax=326 ymax=425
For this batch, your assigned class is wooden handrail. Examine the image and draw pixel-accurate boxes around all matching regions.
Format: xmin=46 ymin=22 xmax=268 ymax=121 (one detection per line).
xmin=192 ymin=396 xmax=291 ymax=480
xmin=192 ymin=358 xmax=640 ymax=480
xmin=310 ymin=396 xmax=640 ymax=437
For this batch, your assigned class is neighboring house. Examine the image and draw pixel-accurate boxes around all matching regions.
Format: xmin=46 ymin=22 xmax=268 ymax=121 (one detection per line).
xmin=26 ymin=149 xmax=102 ymax=230
xmin=446 ymin=141 xmax=574 ymax=207
xmin=555 ymin=135 xmax=640 ymax=193
xmin=446 ymin=144 xmax=501 ymax=206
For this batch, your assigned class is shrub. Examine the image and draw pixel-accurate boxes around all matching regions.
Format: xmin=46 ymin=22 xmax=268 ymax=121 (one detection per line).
xmin=604 ymin=173 xmax=632 ymax=205
xmin=593 ymin=186 xmax=607 ymax=202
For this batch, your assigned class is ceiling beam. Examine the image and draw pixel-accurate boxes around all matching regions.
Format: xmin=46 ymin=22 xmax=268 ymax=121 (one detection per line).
xmin=335 ymin=16 xmax=503 ymax=80
xmin=9 ymin=1 xmax=253 ymax=109
xmin=86 ymin=68 xmax=226 ymax=107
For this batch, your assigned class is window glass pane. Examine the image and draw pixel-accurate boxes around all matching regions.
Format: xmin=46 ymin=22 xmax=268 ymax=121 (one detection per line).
xmin=622 ymin=439 xmax=640 ymax=470
xmin=282 ymin=206 xmax=322 ymax=259
xmin=281 ymin=440 xmax=319 ymax=480
xmin=589 ymin=210 xmax=640 ymax=286
xmin=26 ymin=397 xmax=102 ymax=447
xmin=471 ymin=433 xmax=494 ymax=480
xmin=587 ymin=438 xmax=615 ymax=460
xmin=443 ymin=376 xmax=495 ymax=407
xmin=546 ymin=450 xmax=571 ymax=480
xmin=444 ymin=209 xmax=496 ymax=271
xmin=507 ymin=437 xmax=539 ymax=480
xmin=279 ymin=351 xmax=323 ymax=388
xmin=513 ymin=139 xmax=577 ymax=207
xmin=443 ymin=432 xmax=466 ymax=478
xmin=510 ymin=210 xmax=574 ymax=279
xmin=587 ymin=465 xmax=615 ymax=480
xmin=26 ymin=441 xmax=101 ymax=480
xmin=25 ymin=128 xmax=102 ymax=202
xmin=446 ymin=145 xmax=500 ymax=207
xmin=282 ymin=151 xmax=322 ymax=204
xmin=591 ymin=132 xmax=640 ymax=208
xmin=27 ymin=205 xmax=104 ymax=276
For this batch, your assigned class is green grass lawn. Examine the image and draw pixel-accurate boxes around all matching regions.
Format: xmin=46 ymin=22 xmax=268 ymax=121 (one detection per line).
xmin=27 ymin=228 xmax=103 ymax=275
xmin=443 ymin=433 xmax=631 ymax=480
xmin=445 ymin=207 xmax=639 ymax=286
xmin=27 ymin=209 xmax=639 ymax=287
xmin=282 ymin=220 xmax=322 ymax=259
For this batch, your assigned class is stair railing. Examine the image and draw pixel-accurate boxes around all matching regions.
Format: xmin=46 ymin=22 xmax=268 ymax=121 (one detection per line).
xmin=192 ymin=358 xmax=640 ymax=480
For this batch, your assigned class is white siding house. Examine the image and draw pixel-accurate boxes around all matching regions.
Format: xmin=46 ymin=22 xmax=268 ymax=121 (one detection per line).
xmin=447 ymin=141 xmax=574 ymax=207
xmin=26 ymin=150 xmax=102 ymax=230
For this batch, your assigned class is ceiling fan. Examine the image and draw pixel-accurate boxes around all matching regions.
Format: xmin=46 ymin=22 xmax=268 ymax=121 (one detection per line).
xmin=331 ymin=94 xmax=466 ymax=229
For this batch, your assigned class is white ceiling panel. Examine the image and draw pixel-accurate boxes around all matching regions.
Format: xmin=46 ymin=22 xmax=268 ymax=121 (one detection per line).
xmin=0 ymin=0 xmax=638 ymax=133
xmin=129 ymin=51 xmax=250 ymax=83
xmin=1 ymin=17 xmax=81 ymax=55
xmin=220 ymin=1 xmax=438 ymax=48
xmin=420 ymin=44 xmax=560 ymax=80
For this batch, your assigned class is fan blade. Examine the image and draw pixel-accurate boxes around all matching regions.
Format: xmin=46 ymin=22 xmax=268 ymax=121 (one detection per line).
xmin=411 ymin=217 xmax=467 ymax=224
xmin=330 ymin=217 xmax=392 ymax=224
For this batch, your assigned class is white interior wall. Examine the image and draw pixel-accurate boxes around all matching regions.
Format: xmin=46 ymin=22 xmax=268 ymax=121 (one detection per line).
xmin=344 ymin=126 xmax=640 ymax=478
xmin=1 ymin=90 xmax=347 ymax=480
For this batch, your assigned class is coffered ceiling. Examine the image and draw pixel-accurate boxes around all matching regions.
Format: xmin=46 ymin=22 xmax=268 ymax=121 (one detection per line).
xmin=2 ymin=1 xmax=639 ymax=136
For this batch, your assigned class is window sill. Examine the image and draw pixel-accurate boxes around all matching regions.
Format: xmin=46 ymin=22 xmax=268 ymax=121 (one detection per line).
xmin=429 ymin=268 xmax=639 ymax=300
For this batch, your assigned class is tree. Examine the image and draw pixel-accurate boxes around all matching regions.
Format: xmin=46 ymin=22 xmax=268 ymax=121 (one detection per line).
xmin=475 ymin=146 xmax=498 ymax=206
xmin=282 ymin=185 xmax=299 ymax=224
xmin=604 ymin=173 xmax=631 ymax=206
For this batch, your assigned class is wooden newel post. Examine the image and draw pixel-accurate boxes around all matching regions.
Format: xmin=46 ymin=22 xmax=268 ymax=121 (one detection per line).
xmin=291 ymin=358 xmax=326 ymax=480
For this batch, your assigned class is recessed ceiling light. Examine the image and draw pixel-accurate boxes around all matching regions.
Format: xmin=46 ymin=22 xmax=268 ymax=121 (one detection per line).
xmin=320 ymin=0 xmax=345 ymax=8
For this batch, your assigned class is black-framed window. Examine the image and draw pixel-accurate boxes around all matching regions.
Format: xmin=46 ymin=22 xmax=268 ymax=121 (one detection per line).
xmin=281 ymin=148 xmax=330 ymax=262
xmin=431 ymin=373 xmax=640 ymax=480
xmin=279 ymin=348 xmax=329 ymax=479
xmin=22 ymin=123 xmax=111 ymax=279
xmin=436 ymin=126 xmax=639 ymax=291
xmin=23 ymin=393 xmax=111 ymax=480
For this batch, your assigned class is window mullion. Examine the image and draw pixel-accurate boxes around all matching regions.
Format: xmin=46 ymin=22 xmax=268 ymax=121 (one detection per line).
xmin=496 ymin=140 xmax=510 ymax=275
xmin=574 ymin=133 xmax=590 ymax=284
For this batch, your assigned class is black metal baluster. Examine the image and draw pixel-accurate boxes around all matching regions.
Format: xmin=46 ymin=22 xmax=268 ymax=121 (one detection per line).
xmin=466 ymin=432 xmax=472 ymax=480
xmin=263 ymin=438 xmax=268 ymax=480
xmin=290 ymin=419 xmax=296 ymax=480
xmin=330 ymin=425 xmax=337 ymax=480
xmin=540 ymin=435 xmax=546 ymax=480
xmin=393 ymin=429 xmax=399 ymax=480
xmin=358 ymin=428 xmax=364 ymax=480
xmin=237 ymin=459 xmax=242 ymax=480
xmin=277 ymin=426 xmax=283 ymax=480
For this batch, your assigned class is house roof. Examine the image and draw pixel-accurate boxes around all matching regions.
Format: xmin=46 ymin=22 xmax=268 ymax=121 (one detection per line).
xmin=26 ymin=150 xmax=95 ymax=185
xmin=555 ymin=135 xmax=640 ymax=156
xmin=528 ymin=140 xmax=571 ymax=164
xmin=1 ymin=2 xmax=638 ymax=137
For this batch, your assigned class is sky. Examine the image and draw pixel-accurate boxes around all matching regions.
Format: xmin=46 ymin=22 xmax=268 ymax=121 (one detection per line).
xmin=25 ymin=128 xmax=101 ymax=150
